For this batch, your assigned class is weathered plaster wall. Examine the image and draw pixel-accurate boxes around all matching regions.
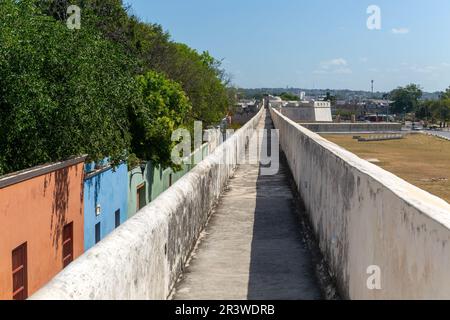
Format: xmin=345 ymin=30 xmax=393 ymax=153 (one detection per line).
xmin=127 ymin=162 xmax=172 ymax=219
xmin=280 ymin=106 xmax=315 ymax=122
xmin=270 ymin=108 xmax=450 ymax=299
xmin=279 ymin=106 xmax=332 ymax=122
xmin=30 ymin=109 xmax=263 ymax=300
xmin=314 ymin=107 xmax=333 ymax=122
xmin=84 ymin=163 xmax=128 ymax=251
xmin=0 ymin=158 xmax=85 ymax=299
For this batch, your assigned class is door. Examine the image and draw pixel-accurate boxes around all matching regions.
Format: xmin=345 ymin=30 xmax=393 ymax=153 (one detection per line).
xmin=12 ymin=243 xmax=28 ymax=300
xmin=62 ymin=222 xmax=74 ymax=268
xmin=137 ymin=183 xmax=146 ymax=211
xmin=95 ymin=222 xmax=101 ymax=244
xmin=115 ymin=209 xmax=121 ymax=228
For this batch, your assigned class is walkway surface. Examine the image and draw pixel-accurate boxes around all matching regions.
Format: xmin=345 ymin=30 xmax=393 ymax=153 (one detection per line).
xmin=173 ymin=110 xmax=322 ymax=300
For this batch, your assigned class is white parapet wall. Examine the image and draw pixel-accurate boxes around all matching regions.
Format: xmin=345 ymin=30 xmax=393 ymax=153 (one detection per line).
xmin=30 ymin=109 xmax=264 ymax=300
xmin=299 ymin=122 xmax=402 ymax=133
xmin=279 ymin=101 xmax=332 ymax=122
xmin=270 ymin=107 xmax=450 ymax=300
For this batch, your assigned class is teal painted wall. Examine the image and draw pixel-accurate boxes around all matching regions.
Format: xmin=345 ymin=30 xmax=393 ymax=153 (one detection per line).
xmin=127 ymin=144 xmax=210 ymax=219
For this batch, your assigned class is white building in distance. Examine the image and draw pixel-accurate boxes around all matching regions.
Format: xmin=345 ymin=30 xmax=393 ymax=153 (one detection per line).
xmin=264 ymin=95 xmax=332 ymax=122
xmin=299 ymin=91 xmax=306 ymax=101
xmin=267 ymin=95 xmax=285 ymax=108
xmin=281 ymin=100 xmax=332 ymax=122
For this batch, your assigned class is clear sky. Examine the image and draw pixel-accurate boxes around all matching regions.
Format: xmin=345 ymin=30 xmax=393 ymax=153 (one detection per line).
xmin=126 ymin=0 xmax=450 ymax=92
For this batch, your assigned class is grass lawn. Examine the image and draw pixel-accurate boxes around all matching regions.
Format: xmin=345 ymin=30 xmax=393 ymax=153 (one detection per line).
xmin=321 ymin=133 xmax=450 ymax=204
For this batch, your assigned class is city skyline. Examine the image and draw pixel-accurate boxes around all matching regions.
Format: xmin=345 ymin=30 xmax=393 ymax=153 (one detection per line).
xmin=127 ymin=0 xmax=450 ymax=92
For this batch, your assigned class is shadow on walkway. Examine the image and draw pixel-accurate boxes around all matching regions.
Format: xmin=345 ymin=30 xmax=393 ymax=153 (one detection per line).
xmin=247 ymin=112 xmax=322 ymax=299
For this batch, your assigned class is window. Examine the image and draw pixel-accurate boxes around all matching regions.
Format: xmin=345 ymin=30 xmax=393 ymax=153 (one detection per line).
xmin=115 ymin=209 xmax=121 ymax=229
xmin=62 ymin=223 xmax=74 ymax=268
xmin=12 ymin=243 xmax=28 ymax=300
xmin=136 ymin=183 xmax=146 ymax=211
xmin=95 ymin=222 xmax=101 ymax=244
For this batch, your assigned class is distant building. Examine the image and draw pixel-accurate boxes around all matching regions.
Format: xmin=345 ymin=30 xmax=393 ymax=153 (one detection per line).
xmin=0 ymin=157 xmax=86 ymax=300
xmin=299 ymin=91 xmax=306 ymax=101
xmin=280 ymin=100 xmax=333 ymax=122
xmin=84 ymin=161 xmax=128 ymax=251
xmin=363 ymin=99 xmax=393 ymax=115
xmin=267 ymin=95 xmax=284 ymax=108
xmin=285 ymin=101 xmax=300 ymax=107
xmin=235 ymin=99 xmax=259 ymax=114
xmin=365 ymin=99 xmax=393 ymax=109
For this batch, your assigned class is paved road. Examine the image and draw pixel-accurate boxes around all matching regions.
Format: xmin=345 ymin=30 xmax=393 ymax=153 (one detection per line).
xmin=172 ymin=110 xmax=322 ymax=300
xmin=402 ymin=128 xmax=450 ymax=140
xmin=430 ymin=131 xmax=450 ymax=139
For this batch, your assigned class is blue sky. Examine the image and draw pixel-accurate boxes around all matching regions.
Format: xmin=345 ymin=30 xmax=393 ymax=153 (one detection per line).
xmin=126 ymin=0 xmax=450 ymax=92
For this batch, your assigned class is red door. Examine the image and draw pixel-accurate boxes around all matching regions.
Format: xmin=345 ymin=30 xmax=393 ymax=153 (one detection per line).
xmin=62 ymin=223 xmax=74 ymax=268
xmin=137 ymin=183 xmax=146 ymax=211
xmin=12 ymin=243 xmax=28 ymax=300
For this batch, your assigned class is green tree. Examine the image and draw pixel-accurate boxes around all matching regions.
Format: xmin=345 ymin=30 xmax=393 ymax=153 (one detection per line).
xmin=433 ymin=99 xmax=450 ymax=123
xmin=417 ymin=89 xmax=450 ymax=123
xmin=441 ymin=87 xmax=450 ymax=100
xmin=279 ymin=92 xmax=300 ymax=101
xmin=155 ymin=44 xmax=231 ymax=125
xmin=416 ymin=100 xmax=434 ymax=120
xmin=129 ymin=71 xmax=192 ymax=169
xmin=0 ymin=0 xmax=140 ymax=174
xmin=324 ymin=91 xmax=337 ymax=105
xmin=39 ymin=0 xmax=233 ymax=127
xmin=1 ymin=0 xmax=232 ymax=175
xmin=389 ymin=84 xmax=423 ymax=114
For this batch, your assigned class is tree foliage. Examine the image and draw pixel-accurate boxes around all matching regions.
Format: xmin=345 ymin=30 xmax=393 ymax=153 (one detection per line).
xmin=324 ymin=92 xmax=337 ymax=105
xmin=418 ymin=99 xmax=450 ymax=122
xmin=130 ymin=71 xmax=191 ymax=168
xmin=279 ymin=92 xmax=299 ymax=101
xmin=0 ymin=0 xmax=140 ymax=175
xmin=414 ymin=86 xmax=450 ymax=122
xmin=389 ymin=84 xmax=423 ymax=114
xmin=0 ymin=0 xmax=233 ymax=175
xmin=40 ymin=0 xmax=233 ymax=125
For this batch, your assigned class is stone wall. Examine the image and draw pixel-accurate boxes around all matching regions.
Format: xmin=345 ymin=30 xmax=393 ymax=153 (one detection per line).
xmin=270 ymin=108 xmax=450 ymax=299
xmin=30 ymin=109 xmax=263 ymax=300
xmin=299 ymin=122 xmax=402 ymax=133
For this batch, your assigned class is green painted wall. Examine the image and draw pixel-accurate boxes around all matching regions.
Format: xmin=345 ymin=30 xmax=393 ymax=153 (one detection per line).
xmin=128 ymin=144 xmax=210 ymax=219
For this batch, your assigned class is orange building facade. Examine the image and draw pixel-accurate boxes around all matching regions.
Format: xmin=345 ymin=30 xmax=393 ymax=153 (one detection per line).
xmin=0 ymin=157 xmax=85 ymax=300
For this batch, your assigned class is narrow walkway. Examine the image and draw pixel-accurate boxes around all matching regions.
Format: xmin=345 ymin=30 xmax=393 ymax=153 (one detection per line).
xmin=173 ymin=111 xmax=322 ymax=300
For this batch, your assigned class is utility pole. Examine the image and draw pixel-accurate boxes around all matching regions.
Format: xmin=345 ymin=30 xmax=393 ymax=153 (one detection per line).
xmin=371 ymin=80 xmax=374 ymax=97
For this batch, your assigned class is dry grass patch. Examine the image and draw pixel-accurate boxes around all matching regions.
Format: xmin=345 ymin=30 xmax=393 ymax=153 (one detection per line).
xmin=321 ymin=133 xmax=450 ymax=204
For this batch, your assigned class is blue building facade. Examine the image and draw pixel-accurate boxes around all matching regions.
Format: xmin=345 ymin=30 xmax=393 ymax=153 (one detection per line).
xmin=84 ymin=162 xmax=128 ymax=251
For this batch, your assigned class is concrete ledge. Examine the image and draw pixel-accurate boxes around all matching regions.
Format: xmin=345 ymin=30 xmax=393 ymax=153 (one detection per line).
xmin=0 ymin=156 xmax=87 ymax=189
xmin=270 ymin=108 xmax=450 ymax=299
xmin=422 ymin=131 xmax=450 ymax=142
xmin=30 ymin=109 xmax=264 ymax=300
xmin=299 ymin=122 xmax=402 ymax=133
